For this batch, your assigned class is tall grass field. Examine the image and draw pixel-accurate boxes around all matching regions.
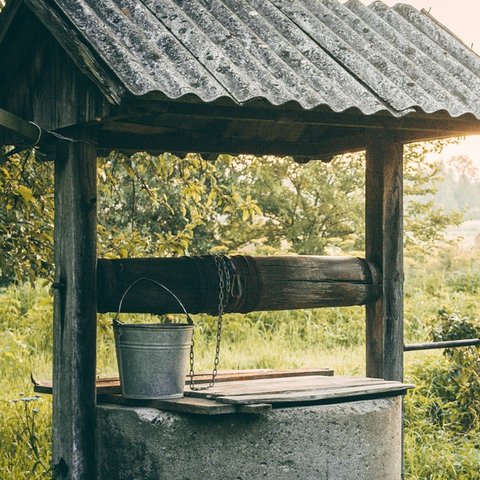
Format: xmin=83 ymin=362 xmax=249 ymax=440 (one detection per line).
xmin=1 ymin=246 xmax=479 ymax=479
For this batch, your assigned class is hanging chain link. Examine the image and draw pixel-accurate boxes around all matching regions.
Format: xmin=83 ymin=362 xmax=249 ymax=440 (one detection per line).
xmin=189 ymin=255 xmax=231 ymax=390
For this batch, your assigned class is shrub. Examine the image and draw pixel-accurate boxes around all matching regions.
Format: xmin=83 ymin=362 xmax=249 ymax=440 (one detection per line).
xmin=430 ymin=310 xmax=480 ymax=433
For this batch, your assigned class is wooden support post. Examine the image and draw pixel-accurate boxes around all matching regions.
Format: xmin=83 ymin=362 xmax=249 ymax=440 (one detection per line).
xmin=365 ymin=135 xmax=404 ymax=382
xmin=53 ymin=135 xmax=97 ymax=479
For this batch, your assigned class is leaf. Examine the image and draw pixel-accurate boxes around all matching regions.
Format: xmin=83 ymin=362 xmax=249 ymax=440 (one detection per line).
xmin=16 ymin=185 xmax=34 ymax=204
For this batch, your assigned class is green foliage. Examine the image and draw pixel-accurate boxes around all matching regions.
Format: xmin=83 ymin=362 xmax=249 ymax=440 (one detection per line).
xmin=446 ymin=269 xmax=480 ymax=294
xmin=430 ymin=310 xmax=480 ymax=433
xmin=0 ymin=394 xmax=51 ymax=480
xmin=0 ymin=150 xmax=261 ymax=284
xmin=97 ymin=152 xmax=260 ymax=258
xmin=0 ymin=283 xmax=52 ymax=479
xmin=403 ymin=141 xmax=464 ymax=253
xmin=2 ymin=249 xmax=480 ymax=478
xmin=0 ymin=140 xmax=462 ymax=285
xmin=403 ymin=307 xmax=480 ymax=478
xmin=229 ymin=140 xmax=461 ymax=256
xmin=1 ymin=138 xmax=477 ymax=477
xmin=405 ymin=356 xmax=480 ymax=480
xmin=0 ymin=150 xmax=54 ymax=284
xmin=6 ymin=395 xmax=51 ymax=478
xmin=228 ymin=153 xmax=365 ymax=254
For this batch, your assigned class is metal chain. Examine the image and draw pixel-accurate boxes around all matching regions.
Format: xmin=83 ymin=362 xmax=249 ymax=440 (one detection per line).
xmin=189 ymin=255 xmax=231 ymax=390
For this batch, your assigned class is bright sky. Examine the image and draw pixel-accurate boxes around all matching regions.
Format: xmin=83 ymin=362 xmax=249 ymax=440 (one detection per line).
xmin=378 ymin=0 xmax=480 ymax=167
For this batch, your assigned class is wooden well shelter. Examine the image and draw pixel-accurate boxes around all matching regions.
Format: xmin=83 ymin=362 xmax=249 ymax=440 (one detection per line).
xmin=2 ymin=0 xmax=480 ymax=478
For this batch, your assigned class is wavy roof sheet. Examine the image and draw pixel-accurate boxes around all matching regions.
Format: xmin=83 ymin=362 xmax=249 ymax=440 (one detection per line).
xmin=47 ymin=0 xmax=480 ymax=118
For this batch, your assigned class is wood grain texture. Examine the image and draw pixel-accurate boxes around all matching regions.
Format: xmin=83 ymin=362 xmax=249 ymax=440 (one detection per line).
xmin=186 ymin=375 xmax=391 ymax=398
xmin=23 ymin=0 xmax=123 ymax=105
xmin=90 ymin=375 xmax=414 ymax=413
xmin=33 ymin=368 xmax=335 ymax=395
xmin=121 ymin=100 xmax=480 ymax=134
xmin=0 ymin=108 xmax=41 ymax=144
xmin=0 ymin=7 xmax=113 ymax=132
xmin=382 ymin=141 xmax=404 ymax=382
xmin=215 ymin=383 xmax=413 ymax=405
xmin=182 ymin=375 xmax=413 ymax=406
xmin=98 ymin=394 xmax=237 ymax=415
xmin=236 ymin=403 xmax=273 ymax=413
xmin=97 ymin=255 xmax=381 ymax=314
xmin=365 ymin=136 xmax=404 ymax=382
xmin=53 ymin=134 xmax=97 ymax=479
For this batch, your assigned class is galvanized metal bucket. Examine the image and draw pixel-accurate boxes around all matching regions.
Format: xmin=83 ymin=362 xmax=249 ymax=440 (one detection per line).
xmin=113 ymin=278 xmax=194 ymax=400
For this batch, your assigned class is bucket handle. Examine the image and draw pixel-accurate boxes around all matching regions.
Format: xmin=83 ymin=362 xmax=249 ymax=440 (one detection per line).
xmin=113 ymin=277 xmax=194 ymax=326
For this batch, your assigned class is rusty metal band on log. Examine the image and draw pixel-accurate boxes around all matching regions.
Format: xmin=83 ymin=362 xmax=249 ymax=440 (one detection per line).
xmin=97 ymin=256 xmax=382 ymax=315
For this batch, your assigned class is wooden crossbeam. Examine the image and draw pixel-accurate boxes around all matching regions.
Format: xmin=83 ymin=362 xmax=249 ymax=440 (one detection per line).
xmin=97 ymin=256 xmax=382 ymax=315
xmin=124 ymin=100 xmax=480 ymax=135
xmin=0 ymin=108 xmax=41 ymax=144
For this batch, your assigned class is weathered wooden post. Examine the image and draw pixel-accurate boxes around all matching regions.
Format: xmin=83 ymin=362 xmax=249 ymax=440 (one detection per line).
xmin=53 ymin=134 xmax=97 ymax=479
xmin=365 ymin=135 xmax=404 ymax=382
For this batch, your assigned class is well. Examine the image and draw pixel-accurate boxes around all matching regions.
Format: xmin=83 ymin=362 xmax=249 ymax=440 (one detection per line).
xmin=97 ymin=397 xmax=402 ymax=480
xmin=2 ymin=1 xmax=480 ymax=478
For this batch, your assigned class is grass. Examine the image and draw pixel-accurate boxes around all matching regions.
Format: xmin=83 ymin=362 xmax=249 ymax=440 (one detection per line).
xmin=1 ymin=246 xmax=479 ymax=479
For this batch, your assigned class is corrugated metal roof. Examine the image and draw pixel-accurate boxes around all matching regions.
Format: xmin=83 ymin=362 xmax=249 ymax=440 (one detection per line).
xmin=40 ymin=0 xmax=480 ymax=118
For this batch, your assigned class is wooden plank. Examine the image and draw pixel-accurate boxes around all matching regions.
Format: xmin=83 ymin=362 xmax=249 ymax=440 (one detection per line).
xmin=186 ymin=376 xmax=391 ymax=398
xmin=98 ymin=394 xmax=236 ymax=415
xmin=365 ymin=136 xmax=404 ymax=382
xmin=253 ymin=255 xmax=373 ymax=282
xmin=0 ymin=0 xmax=22 ymax=45
xmin=188 ymin=368 xmax=334 ymax=383
xmin=383 ymin=140 xmax=404 ymax=383
xmin=52 ymin=133 xmax=97 ymax=479
xmin=0 ymin=4 xmax=42 ymax=104
xmin=93 ymin=376 xmax=413 ymax=412
xmin=33 ymin=368 xmax=334 ymax=395
xmin=365 ymin=139 xmax=385 ymax=380
xmin=1 ymin=9 xmax=113 ymax=135
xmin=215 ymin=383 xmax=414 ymax=405
xmin=41 ymin=373 xmax=412 ymax=414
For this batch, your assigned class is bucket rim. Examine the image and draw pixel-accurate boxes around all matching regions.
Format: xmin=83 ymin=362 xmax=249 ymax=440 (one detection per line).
xmin=113 ymin=322 xmax=193 ymax=329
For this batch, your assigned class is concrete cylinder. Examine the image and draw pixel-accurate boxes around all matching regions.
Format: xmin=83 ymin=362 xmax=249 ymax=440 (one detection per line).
xmin=97 ymin=396 xmax=402 ymax=480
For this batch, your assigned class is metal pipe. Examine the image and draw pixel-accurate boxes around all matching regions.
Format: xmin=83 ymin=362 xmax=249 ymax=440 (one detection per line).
xmin=404 ymin=338 xmax=480 ymax=352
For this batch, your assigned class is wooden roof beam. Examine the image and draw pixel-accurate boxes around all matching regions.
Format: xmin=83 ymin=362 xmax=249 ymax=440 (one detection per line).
xmin=123 ymin=100 xmax=480 ymax=135
xmin=94 ymin=129 xmax=370 ymax=160
xmin=94 ymin=126 xmax=477 ymax=161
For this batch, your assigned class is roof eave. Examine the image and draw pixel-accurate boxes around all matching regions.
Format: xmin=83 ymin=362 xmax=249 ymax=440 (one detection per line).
xmin=21 ymin=0 xmax=125 ymax=105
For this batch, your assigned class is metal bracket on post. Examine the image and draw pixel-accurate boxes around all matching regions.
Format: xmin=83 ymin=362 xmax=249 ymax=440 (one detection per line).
xmin=0 ymin=108 xmax=42 ymax=143
xmin=0 ymin=108 xmax=47 ymax=164
xmin=0 ymin=108 xmax=83 ymax=164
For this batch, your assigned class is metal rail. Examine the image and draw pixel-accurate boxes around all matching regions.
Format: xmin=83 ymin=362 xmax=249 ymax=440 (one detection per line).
xmin=404 ymin=338 xmax=480 ymax=352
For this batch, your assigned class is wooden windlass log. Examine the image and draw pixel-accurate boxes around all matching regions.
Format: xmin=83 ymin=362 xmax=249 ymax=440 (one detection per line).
xmin=97 ymin=256 xmax=381 ymax=315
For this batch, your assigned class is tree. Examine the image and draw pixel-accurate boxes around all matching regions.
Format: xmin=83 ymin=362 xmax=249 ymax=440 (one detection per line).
xmin=96 ymin=151 xmax=260 ymax=258
xmin=0 ymin=149 xmax=259 ymax=284
xmin=228 ymin=140 xmax=462 ymax=256
xmin=224 ymin=153 xmax=365 ymax=255
xmin=403 ymin=141 xmax=463 ymax=252
xmin=0 ymin=148 xmax=54 ymax=284
xmin=0 ymin=140 xmax=462 ymax=284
